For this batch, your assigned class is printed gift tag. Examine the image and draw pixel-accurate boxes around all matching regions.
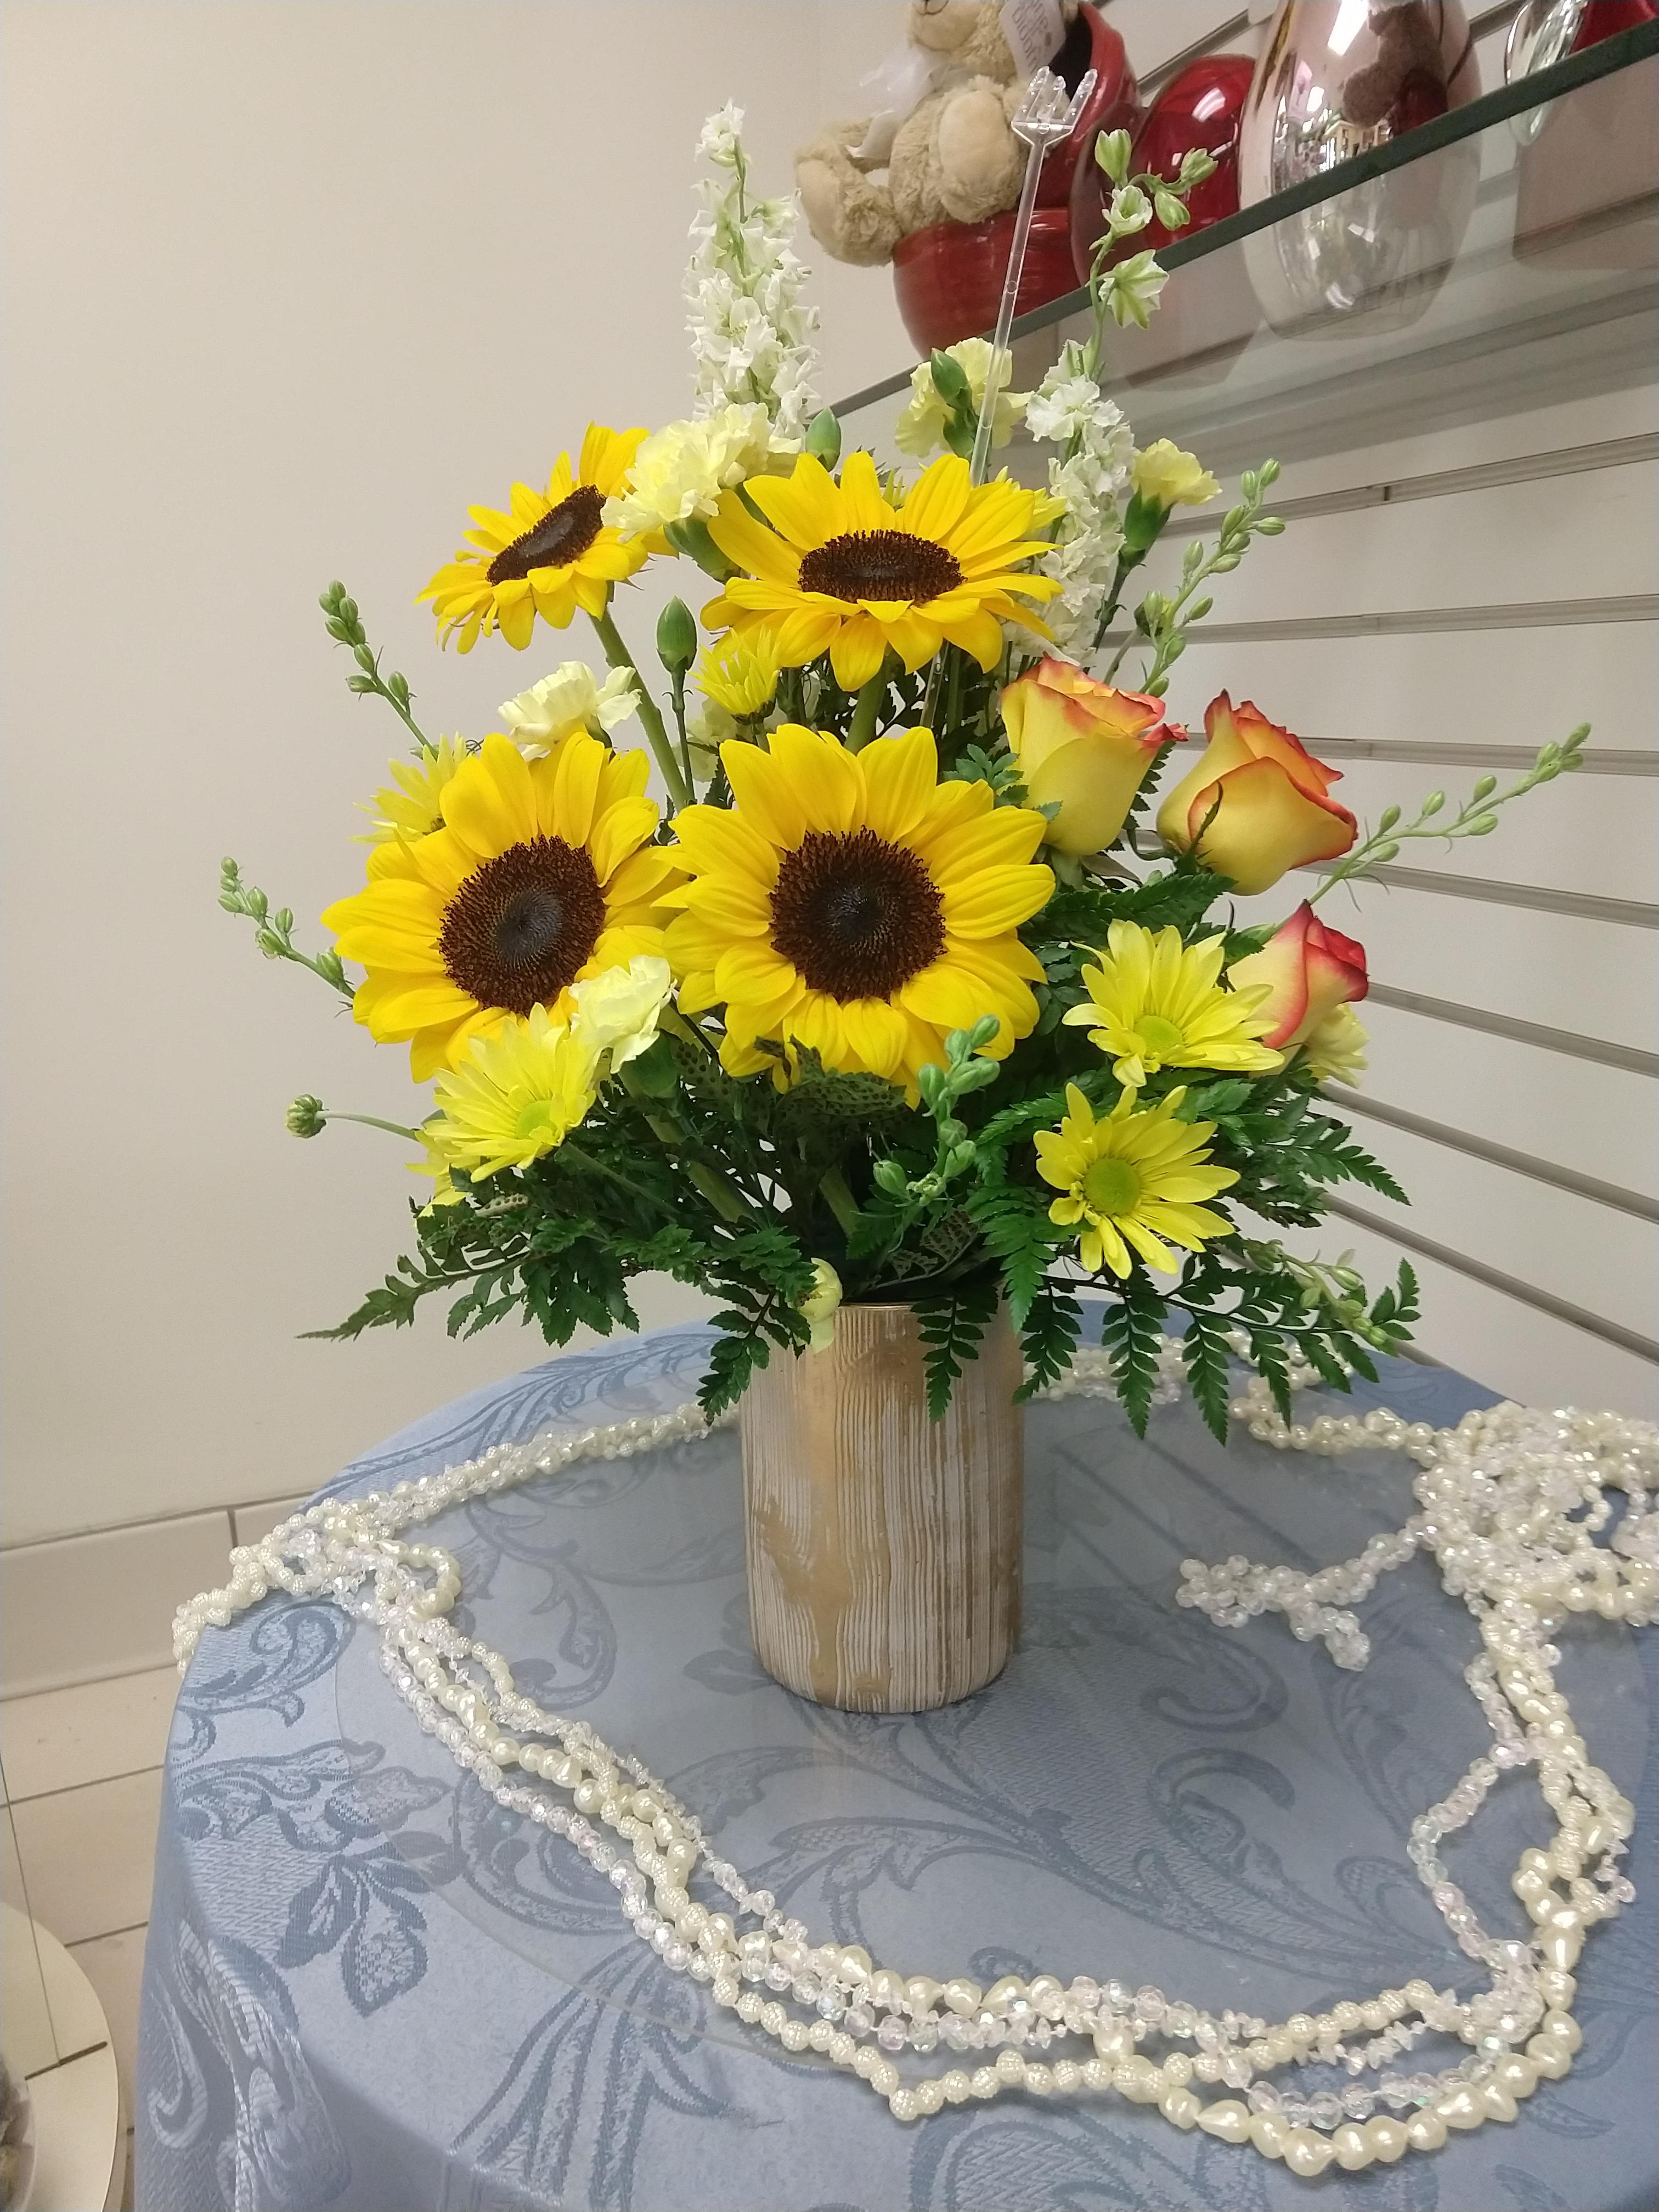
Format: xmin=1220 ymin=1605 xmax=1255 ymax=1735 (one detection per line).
xmin=1000 ymin=0 xmax=1066 ymax=79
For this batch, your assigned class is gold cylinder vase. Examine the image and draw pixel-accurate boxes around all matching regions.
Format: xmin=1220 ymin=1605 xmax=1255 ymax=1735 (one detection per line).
xmin=738 ymin=1302 xmax=1024 ymax=1712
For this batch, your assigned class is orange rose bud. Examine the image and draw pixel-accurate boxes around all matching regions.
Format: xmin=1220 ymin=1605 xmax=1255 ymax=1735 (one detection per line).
xmin=1229 ymin=900 xmax=1369 ymax=1050
xmin=1002 ymin=658 xmax=1175 ymax=858
xmin=1155 ymin=693 xmax=1356 ymax=895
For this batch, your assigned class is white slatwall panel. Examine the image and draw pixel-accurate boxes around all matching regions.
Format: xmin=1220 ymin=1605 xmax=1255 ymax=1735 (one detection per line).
xmin=838 ymin=5 xmax=1659 ymax=1411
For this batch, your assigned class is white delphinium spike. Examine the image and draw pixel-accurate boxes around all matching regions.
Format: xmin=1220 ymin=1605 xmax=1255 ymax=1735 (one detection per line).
xmin=685 ymin=102 xmax=819 ymax=444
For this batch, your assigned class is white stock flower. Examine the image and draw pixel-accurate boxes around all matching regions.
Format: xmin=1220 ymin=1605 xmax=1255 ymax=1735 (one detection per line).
xmin=603 ymin=403 xmax=778 ymax=542
xmin=892 ymin=338 xmax=1026 ymax=459
xmin=499 ymin=663 xmax=639 ymax=757
xmin=569 ymin=955 xmax=675 ymax=1070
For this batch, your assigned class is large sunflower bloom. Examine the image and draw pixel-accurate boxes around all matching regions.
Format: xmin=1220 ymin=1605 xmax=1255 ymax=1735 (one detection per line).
xmin=323 ymin=732 xmax=679 ymax=1079
xmin=419 ymin=425 xmax=650 ymax=653
xmin=702 ymin=451 xmax=1059 ymax=691
xmin=1063 ymin=921 xmax=1283 ymax=1090
xmin=664 ymin=723 xmax=1053 ymax=1091
xmin=1036 ymin=1084 xmax=1238 ymax=1278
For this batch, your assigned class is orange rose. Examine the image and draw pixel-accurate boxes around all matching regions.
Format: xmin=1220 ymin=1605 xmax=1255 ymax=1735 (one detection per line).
xmin=1155 ymin=693 xmax=1356 ymax=895
xmin=1229 ymin=901 xmax=1369 ymax=1049
xmin=1001 ymin=659 xmax=1173 ymax=858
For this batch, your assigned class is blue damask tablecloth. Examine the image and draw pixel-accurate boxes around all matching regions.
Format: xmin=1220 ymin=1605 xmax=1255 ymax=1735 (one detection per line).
xmin=137 ymin=1321 xmax=1657 ymax=2212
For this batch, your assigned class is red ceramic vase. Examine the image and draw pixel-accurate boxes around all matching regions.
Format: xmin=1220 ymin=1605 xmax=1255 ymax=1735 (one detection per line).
xmin=890 ymin=3 xmax=1137 ymax=355
xmin=1070 ymin=53 xmax=1255 ymax=282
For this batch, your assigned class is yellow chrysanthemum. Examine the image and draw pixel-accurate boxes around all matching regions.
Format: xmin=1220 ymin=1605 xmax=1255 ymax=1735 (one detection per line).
xmin=696 ymin=632 xmax=780 ymax=719
xmin=323 ymin=732 xmax=680 ymax=1080
xmin=1304 ymin=1002 xmax=1368 ymax=1086
xmin=358 ymin=736 xmax=469 ymax=845
xmin=1062 ymin=921 xmax=1283 ymax=1090
xmin=424 ymin=1003 xmax=603 ymax=1181
xmin=1035 ymin=1083 xmax=1238 ymax=1278
xmin=419 ymin=425 xmax=650 ymax=653
xmin=702 ymin=451 xmax=1059 ymax=692
xmin=664 ymin=722 xmax=1053 ymax=1092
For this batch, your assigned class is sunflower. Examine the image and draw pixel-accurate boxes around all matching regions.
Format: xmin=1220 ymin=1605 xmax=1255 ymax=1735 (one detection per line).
xmin=324 ymin=732 xmax=679 ymax=1079
xmin=419 ymin=425 xmax=650 ymax=653
xmin=1035 ymin=1084 xmax=1238 ymax=1278
xmin=664 ymin=723 xmax=1053 ymax=1091
xmin=702 ymin=451 xmax=1059 ymax=691
xmin=1063 ymin=921 xmax=1282 ymax=1090
xmin=357 ymin=735 xmax=468 ymax=846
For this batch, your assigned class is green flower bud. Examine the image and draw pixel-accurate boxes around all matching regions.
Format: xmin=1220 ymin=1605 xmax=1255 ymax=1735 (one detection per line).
xmin=286 ymin=1095 xmax=327 ymax=1138
xmin=1472 ymin=774 xmax=1498 ymax=800
xmin=873 ymin=1157 xmax=909 ymax=1195
xmin=805 ymin=408 xmax=842 ymax=466
xmin=655 ymin=596 xmax=697 ymax=674
xmin=1153 ymin=189 xmax=1189 ymax=232
xmin=1378 ymin=804 xmax=1401 ymax=832
xmin=1094 ymin=127 xmax=1132 ymax=184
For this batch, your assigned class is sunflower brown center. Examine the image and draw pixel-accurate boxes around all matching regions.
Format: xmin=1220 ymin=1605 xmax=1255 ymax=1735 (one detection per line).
xmin=769 ymin=828 xmax=945 ymax=1002
xmin=487 ymin=484 xmax=605 ymax=585
xmin=438 ymin=838 xmax=606 ymax=1016
xmin=797 ymin=528 xmax=963 ymax=605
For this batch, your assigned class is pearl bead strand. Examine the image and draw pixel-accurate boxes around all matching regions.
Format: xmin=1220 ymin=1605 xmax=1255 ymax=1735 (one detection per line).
xmin=172 ymin=1345 xmax=1654 ymax=2165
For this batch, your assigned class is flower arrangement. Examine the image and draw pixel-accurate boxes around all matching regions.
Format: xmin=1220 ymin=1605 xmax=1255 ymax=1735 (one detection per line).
xmin=225 ymin=109 xmax=1587 ymax=1438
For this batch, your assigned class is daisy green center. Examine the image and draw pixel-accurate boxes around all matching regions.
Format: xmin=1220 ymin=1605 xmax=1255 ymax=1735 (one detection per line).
xmin=515 ymin=1099 xmax=566 ymax=1144
xmin=1081 ymin=1155 xmax=1142 ymax=1217
xmin=1133 ymin=1014 xmax=1187 ymax=1061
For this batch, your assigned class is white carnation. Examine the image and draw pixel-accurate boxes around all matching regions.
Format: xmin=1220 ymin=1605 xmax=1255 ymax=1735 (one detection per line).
xmin=603 ymin=403 xmax=778 ymax=541
xmin=499 ymin=662 xmax=639 ymax=757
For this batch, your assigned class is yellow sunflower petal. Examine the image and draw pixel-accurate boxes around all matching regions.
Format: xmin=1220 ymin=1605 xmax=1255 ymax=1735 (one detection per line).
xmin=858 ymin=726 xmax=938 ymax=844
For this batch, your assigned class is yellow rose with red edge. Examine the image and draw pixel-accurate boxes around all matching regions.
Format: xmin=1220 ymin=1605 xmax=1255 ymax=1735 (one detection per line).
xmin=1131 ymin=440 xmax=1220 ymax=509
xmin=1155 ymin=693 xmax=1356 ymax=895
xmin=1001 ymin=658 xmax=1175 ymax=858
xmin=1228 ymin=901 xmax=1369 ymax=1056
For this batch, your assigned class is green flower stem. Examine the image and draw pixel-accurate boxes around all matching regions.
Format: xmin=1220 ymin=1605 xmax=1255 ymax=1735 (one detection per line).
xmin=614 ymin=1062 xmax=755 ymax=1224
xmin=329 ymin=1112 xmax=422 ymax=1142
xmin=847 ymin=668 xmax=887 ymax=752
xmin=1308 ymin=727 xmax=1589 ymax=905
xmin=667 ymin=670 xmax=697 ymax=797
xmin=590 ymin=605 xmax=693 ymax=811
xmin=818 ymin=1166 xmax=861 ymax=1237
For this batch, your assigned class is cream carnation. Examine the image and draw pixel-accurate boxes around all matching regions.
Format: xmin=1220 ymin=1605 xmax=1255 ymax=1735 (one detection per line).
xmin=603 ymin=403 xmax=777 ymax=542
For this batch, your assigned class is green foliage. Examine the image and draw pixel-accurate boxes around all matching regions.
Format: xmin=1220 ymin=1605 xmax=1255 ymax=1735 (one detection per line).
xmin=219 ymin=859 xmax=353 ymax=1000
xmin=319 ymin=581 xmax=426 ymax=747
xmin=913 ymin=1274 xmax=1002 ymax=1421
xmin=1180 ymin=1307 xmax=1234 ymax=1446
xmin=1099 ymin=1280 xmax=1167 ymax=1437
xmin=1016 ymin=1279 xmax=1082 ymax=1401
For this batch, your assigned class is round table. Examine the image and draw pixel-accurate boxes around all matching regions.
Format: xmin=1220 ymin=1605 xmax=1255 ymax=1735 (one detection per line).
xmin=136 ymin=1321 xmax=1657 ymax=2211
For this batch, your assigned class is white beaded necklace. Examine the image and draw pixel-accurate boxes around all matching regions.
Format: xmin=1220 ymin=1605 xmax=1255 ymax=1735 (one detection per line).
xmin=174 ymin=1344 xmax=1656 ymax=2178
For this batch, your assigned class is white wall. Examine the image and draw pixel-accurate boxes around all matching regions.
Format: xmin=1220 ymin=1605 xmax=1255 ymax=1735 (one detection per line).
xmin=1 ymin=0 xmax=908 ymax=1546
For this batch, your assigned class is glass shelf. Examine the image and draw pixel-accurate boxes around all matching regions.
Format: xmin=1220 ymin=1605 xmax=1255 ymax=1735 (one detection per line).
xmin=835 ymin=22 xmax=1659 ymax=478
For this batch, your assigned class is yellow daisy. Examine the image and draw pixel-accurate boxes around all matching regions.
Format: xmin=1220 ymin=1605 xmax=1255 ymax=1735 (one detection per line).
xmin=425 ymin=1005 xmax=602 ymax=1181
xmin=702 ymin=451 xmax=1059 ymax=692
xmin=1063 ymin=921 xmax=1283 ymax=1090
xmin=696 ymin=632 xmax=780 ymax=719
xmin=1035 ymin=1084 xmax=1239 ymax=1278
xmin=419 ymin=425 xmax=650 ymax=653
xmin=664 ymin=723 xmax=1054 ymax=1091
xmin=357 ymin=736 xmax=469 ymax=847
xmin=323 ymin=732 xmax=680 ymax=1080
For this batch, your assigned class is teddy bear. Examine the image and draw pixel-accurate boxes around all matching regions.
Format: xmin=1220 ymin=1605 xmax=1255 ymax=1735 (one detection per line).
xmin=796 ymin=0 xmax=1083 ymax=266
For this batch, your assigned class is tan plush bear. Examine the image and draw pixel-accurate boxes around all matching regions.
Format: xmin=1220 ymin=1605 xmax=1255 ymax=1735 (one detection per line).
xmin=797 ymin=0 xmax=1080 ymax=266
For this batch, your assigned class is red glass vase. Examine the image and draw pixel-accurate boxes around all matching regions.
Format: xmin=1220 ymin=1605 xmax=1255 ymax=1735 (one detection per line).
xmin=1070 ymin=53 xmax=1256 ymax=283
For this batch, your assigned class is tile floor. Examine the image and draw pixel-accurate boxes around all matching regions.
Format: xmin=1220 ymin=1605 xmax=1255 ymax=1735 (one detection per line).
xmin=2 ymin=1663 xmax=179 ymax=2207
